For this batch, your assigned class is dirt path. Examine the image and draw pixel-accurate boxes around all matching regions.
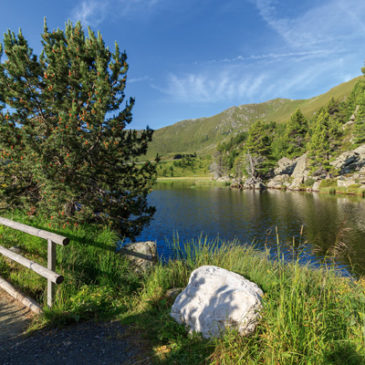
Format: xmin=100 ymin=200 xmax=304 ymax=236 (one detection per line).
xmin=0 ymin=289 xmax=33 ymax=347
xmin=0 ymin=289 xmax=152 ymax=364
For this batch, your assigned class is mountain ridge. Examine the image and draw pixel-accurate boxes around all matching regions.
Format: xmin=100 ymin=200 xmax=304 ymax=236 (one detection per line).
xmin=146 ymin=76 xmax=362 ymax=158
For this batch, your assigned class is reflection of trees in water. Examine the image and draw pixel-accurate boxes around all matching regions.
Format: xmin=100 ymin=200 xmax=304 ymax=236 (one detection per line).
xmin=149 ymin=184 xmax=365 ymax=274
xmin=266 ymin=191 xmax=365 ymax=273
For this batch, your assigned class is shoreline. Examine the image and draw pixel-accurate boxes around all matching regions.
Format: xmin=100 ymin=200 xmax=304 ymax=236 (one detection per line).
xmin=157 ymin=175 xmax=365 ymax=198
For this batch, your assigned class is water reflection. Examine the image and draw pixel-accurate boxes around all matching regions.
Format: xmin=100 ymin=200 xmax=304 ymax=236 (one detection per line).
xmin=131 ymin=181 xmax=365 ymax=275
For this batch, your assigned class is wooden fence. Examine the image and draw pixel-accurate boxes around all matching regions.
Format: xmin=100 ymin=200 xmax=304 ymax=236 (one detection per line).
xmin=0 ymin=216 xmax=69 ymax=313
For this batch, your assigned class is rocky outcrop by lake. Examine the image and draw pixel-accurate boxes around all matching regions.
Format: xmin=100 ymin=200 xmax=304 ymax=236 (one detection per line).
xmin=227 ymin=143 xmax=365 ymax=195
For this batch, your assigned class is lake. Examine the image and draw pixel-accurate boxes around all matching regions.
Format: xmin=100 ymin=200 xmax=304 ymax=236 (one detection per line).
xmin=129 ymin=180 xmax=365 ymax=276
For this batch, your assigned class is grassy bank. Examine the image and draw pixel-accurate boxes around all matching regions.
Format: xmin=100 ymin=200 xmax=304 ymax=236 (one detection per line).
xmin=317 ymin=179 xmax=365 ymax=198
xmin=0 ymin=213 xmax=364 ymax=364
xmin=156 ymin=176 xmax=228 ymax=188
xmin=156 ymin=155 xmax=211 ymax=178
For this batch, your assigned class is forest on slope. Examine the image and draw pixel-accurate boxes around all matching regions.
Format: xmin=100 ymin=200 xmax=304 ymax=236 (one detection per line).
xmin=211 ymin=74 xmax=365 ymax=185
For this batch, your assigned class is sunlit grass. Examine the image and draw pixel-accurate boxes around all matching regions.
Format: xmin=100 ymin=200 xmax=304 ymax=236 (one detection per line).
xmin=118 ymin=237 xmax=365 ymax=364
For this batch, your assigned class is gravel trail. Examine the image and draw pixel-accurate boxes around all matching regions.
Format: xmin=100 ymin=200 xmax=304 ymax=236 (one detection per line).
xmin=0 ymin=289 xmax=152 ymax=365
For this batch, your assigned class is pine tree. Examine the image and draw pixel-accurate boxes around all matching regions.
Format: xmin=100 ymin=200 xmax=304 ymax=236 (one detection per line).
xmin=0 ymin=20 xmax=157 ymax=238
xmin=245 ymin=120 xmax=276 ymax=178
xmin=307 ymin=109 xmax=331 ymax=173
xmin=283 ymin=109 xmax=308 ymax=158
xmin=346 ymin=78 xmax=365 ymax=145
xmin=353 ymin=89 xmax=365 ymax=145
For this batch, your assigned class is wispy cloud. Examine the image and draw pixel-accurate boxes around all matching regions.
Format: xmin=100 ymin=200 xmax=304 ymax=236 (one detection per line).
xmin=199 ymin=49 xmax=342 ymax=66
xmin=71 ymin=1 xmax=109 ymax=26
xmin=156 ymin=69 xmax=267 ymax=103
xmin=128 ymin=75 xmax=153 ymax=84
xmin=157 ymin=51 xmax=361 ymax=105
xmin=71 ymin=0 xmax=163 ymax=26
xmin=158 ymin=0 xmax=365 ymax=105
xmin=254 ymin=0 xmax=365 ymax=49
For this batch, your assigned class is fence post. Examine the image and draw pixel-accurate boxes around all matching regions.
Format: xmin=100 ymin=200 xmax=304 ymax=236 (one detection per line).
xmin=47 ymin=239 xmax=56 ymax=307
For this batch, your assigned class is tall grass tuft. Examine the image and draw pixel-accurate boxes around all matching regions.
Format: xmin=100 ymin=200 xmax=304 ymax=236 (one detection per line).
xmin=127 ymin=237 xmax=365 ymax=364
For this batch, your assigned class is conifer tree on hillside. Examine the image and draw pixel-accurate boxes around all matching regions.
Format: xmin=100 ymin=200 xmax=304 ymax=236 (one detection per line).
xmin=0 ymin=20 xmax=157 ymax=238
xmin=346 ymin=77 xmax=365 ymax=145
xmin=245 ymin=120 xmax=276 ymax=178
xmin=307 ymin=109 xmax=332 ymax=174
xmin=325 ymin=100 xmax=343 ymax=150
xmin=354 ymin=108 xmax=365 ymax=145
xmin=283 ymin=109 xmax=308 ymax=158
xmin=353 ymin=87 xmax=365 ymax=145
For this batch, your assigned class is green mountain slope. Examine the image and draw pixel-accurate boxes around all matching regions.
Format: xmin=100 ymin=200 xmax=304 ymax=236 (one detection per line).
xmin=147 ymin=76 xmax=362 ymax=158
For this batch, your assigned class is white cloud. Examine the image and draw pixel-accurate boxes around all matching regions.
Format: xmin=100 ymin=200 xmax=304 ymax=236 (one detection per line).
xmin=202 ymin=49 xmax=342 ymax=66
xmin=71 ymin=0 xmax=163 ymax=26
xmin=153 ymin=0 xmax=363 ymax=105
xmin=71 ymin=1 xmax=109 ymax=26
xmin=157 ymin=68 xmax=267 ymax=104
xmin=128 ymin=75 xmax=153 ymax=83
xmin=157 ymin=49 xmax=362 ymax=105
xmin=254 ymin=0 xmax=365 ymax=49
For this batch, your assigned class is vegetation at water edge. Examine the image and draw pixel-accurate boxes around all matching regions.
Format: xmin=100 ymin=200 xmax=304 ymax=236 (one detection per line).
xmin=0 ymin=213 xmax=364 ymax=364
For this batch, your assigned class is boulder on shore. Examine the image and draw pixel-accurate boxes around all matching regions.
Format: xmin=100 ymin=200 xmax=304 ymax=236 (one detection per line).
xmin=267 ymin=174 xmax=291 ymax=189
xmin=288 ymin=153 xmax=309 ymax=190
xmin=274 ymin=157 xmax=297 ymax=176
xmin=120 ymin=241 xmax=157 ymax=273
xmin=170 ymin=265 xmax=263 ymax=339
xmin=243 ymin=177 xmax=266 ymax=190
xmin=330 ymin=144 xmax=365 ymax=174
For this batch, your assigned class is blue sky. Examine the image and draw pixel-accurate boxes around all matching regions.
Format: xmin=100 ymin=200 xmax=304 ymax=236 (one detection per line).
xmin=1 ymin=0 xmax=365 ymax=129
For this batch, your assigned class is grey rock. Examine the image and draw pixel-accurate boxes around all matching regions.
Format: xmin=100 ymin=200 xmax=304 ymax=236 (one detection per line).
xmin=9 ymin=246 xmax=22 ymax=254
xmin=120 ymin=241 xmax=157 ymax=273
xmin=165 ymin=288 xmax=183 ymax=300
xmin=330 ymin=144 xmax=365 ymax=174
xmin=312 ymin=180 xmax=321 ymax=191
xmin=170 ymin=265 xmax=263 ymax=339
xmin=243 ymin=177 xmax=266 ymax=190
xmin=337 ymin=177 xmax=356 ymax=188
xmin=288 ymin=153 xmax=309 ymax=190
xmin=254 ymin=182 xmax=266 ymax=190
xmin=267 ymin=174 xmax=291 ymax=189
xmin=274 ymin=157 xmax=297 ymax=175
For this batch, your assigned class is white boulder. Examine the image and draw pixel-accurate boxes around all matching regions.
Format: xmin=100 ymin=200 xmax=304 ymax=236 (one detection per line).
xmin=170 ymin=265 xmax=263 ymax=339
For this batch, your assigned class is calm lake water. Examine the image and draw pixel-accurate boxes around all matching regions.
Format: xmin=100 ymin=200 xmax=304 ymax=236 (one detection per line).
xmin=129 ymin=181 xmax=365 ymax=276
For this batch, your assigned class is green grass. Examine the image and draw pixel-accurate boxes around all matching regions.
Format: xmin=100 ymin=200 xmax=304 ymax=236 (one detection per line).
xmin=317 ymin=181 xmax=365 ymax=197
xmin=156 ymin=177 xmax=228 ymax=189
xmin=0 ymin=211 xmax=141 ymax=325
xmin=124 ymin=239 xmax=365 ymax=364
xmin=156 ymin=156 xmax=211 ymax=178
xmin=319 ymin=179 xmax=338 ymax=188
xmin=0 ymin=213 xmax=364 ymax=364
